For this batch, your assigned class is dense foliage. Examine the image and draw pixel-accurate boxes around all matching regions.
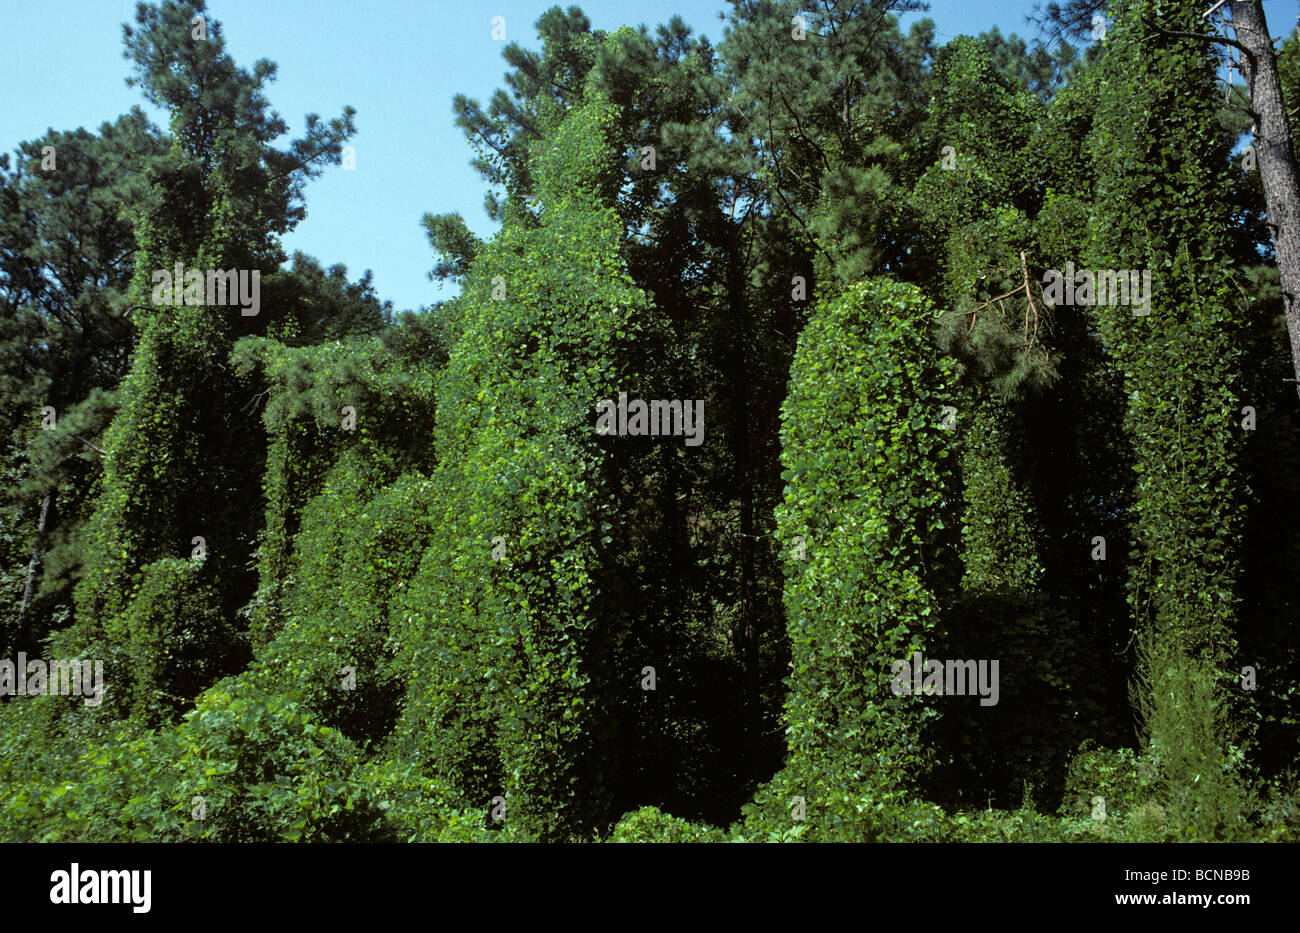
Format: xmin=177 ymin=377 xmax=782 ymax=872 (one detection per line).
xmin=2 ymin=0 xmax=1298 ymax=843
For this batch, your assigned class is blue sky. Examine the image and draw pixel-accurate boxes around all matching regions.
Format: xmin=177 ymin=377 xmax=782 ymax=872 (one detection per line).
xmin=3 ymin=0 xmax=1294 ymax=312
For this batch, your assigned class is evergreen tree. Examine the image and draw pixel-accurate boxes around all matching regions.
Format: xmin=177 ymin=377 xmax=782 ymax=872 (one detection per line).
xmin=0 ymin=112 xmax=167 ymax=651
xmin=72 ymin=0 xmax=355 ymax=723
xmin=1088 ymin=0 xmax=1251 ymax=839
xmin=393 ymin=80 xmax=657 ymax=838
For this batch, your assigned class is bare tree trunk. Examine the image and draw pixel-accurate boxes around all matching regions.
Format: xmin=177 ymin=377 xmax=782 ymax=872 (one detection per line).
xmin=18 ymin=490 xmax=53 ymax=623
xmin=1232 ymin=1 xmax=1300 ymax=400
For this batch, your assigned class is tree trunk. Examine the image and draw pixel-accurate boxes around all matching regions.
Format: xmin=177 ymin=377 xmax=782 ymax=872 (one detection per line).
xmin=18 ymin=490 xmax=54 ymax=624
xmin=1232 ymin=1 xmax=1300 ymax=400
xmin=725 ymin=238 xmax=762 ymax=786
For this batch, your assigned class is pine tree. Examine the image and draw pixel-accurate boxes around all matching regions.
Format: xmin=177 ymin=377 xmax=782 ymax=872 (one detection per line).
xmin=72 ymin=0 xmax=355 ymax=723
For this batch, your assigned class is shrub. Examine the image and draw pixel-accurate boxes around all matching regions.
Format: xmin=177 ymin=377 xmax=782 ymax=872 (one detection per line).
xmin=608 ymin=806 xmax=728 ymax=843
